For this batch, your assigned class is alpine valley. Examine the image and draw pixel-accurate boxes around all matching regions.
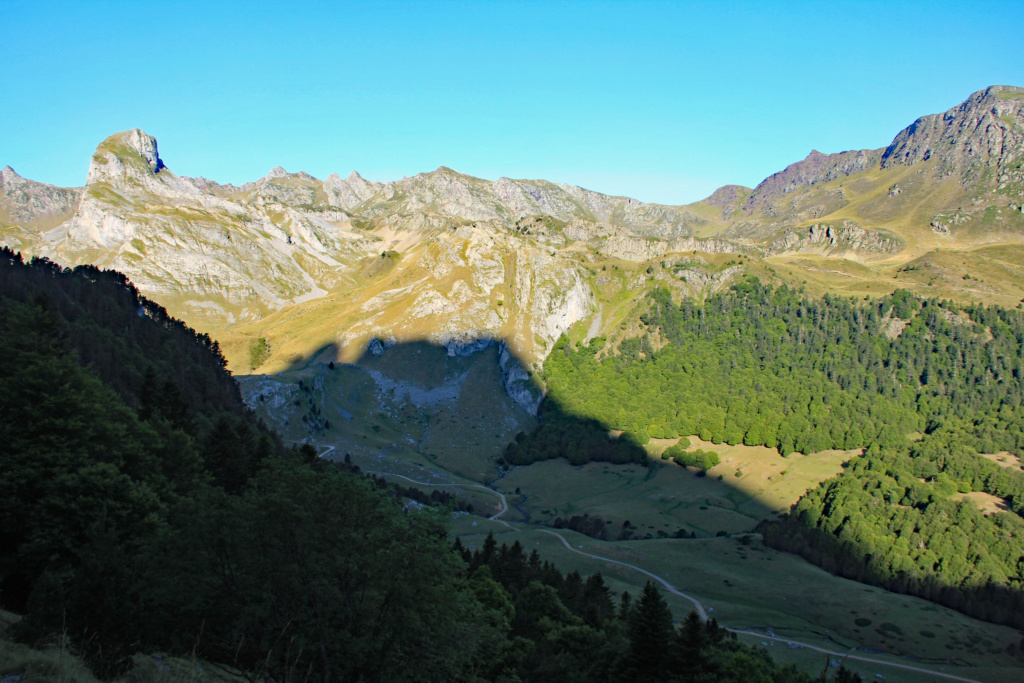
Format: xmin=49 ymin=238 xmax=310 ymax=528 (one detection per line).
xmin=5 ymin=86 xmax=1024 ymax=681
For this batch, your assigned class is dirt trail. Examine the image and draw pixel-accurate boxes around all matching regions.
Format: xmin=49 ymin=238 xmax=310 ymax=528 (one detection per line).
xmin=364 ymin=470 xmax=516 ymax=529
xmin=536 ymin=528 xmax=708 ymax=620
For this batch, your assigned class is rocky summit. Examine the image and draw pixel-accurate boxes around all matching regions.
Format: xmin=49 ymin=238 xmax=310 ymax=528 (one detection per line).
xmin=2 ymin=86 xmax=1024 ymax=379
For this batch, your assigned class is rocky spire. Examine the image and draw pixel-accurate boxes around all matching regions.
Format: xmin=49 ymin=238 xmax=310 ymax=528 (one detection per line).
xmin=86 ymin=129 xmax=167 ymax=185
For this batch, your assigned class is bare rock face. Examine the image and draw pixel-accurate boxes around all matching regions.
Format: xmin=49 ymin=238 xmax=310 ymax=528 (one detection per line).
xmin=499 ymin=342 xmax=542 ymax=414
xmin=599 ymin=234 xmax=748 ymax=261
xmin=25 ymin=131 xmax=382 ymax=325
xmin=599 ymin=235 xmax=668 ymax=261
xmin=881 ymin=85 xmax=1024 ymax=180
xmin=529 ymin=263 xmax=594 ymax=345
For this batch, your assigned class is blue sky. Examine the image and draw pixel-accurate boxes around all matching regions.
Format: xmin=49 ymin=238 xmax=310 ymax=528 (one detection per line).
xmin=2 ymin=1 xmax=1023 ymax=204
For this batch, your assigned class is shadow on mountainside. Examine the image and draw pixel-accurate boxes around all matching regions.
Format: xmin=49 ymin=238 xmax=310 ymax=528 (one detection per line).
xmin=244 ymin=335 xmax=777 ymax=536
xmin=244 ymin=330 xmax=1024 ymax=640
xmin=260 ymin=337 xmax=653 ymax=465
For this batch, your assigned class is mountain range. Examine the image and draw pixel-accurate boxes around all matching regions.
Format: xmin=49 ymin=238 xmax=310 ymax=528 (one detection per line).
xmin=2 ymin=85 xmax=1023 ymax=379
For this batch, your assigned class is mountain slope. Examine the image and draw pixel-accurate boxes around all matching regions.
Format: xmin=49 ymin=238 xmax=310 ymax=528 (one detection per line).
xmin=705 ymin=85 xmax=1024 ymax=254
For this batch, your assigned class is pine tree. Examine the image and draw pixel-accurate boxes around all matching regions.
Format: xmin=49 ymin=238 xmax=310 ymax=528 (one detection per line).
xmin=626 ymin=582 xmax=674 ymax=681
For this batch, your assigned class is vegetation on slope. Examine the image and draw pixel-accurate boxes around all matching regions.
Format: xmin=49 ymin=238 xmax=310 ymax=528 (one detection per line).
xmin=532 ymin=277 xmax=1024 ymax=627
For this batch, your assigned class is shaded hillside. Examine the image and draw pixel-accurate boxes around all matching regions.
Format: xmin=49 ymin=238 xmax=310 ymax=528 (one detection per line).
xmin=238 ymin=336 xmax=650 ymax=483
xmin=0 ymin=251 xmax=827 ymax=682
xmin=0 ymin=247 xmax=285 ymax=615
xmin=0 ymin=248 xmax=248 ymax=422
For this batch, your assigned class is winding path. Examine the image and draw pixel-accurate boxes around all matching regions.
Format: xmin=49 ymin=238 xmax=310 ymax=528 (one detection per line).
xmin=363 ymin=470 xmax=516 ymax=529
xmin=536 ymin=528 xmax=708 ymax=620
xmin=727 ymin=631 xmax=981 ymax=683
xmin=342 ymin=460 xmax=983 ymax=682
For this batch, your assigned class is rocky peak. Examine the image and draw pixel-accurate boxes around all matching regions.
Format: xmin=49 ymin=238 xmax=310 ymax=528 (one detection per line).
xmin=324 ymin=170 xmax=381 ymax=210
xmin=703 ymin=184 xmax=748 ymax=208
xmin=122 ymin=129 xmax=164 ymax=172
xmin=744 ymin=147 xmax=881 ymax=213
xmin=267 ymin=166 xmax=289 ymax=179
xmin=1 ymin=166 xmax=26 ymax=186
xmin=880 ymin=85 xmax=1024 ymax=178
xmin=86 ymin=129 xmax=168 ymax=186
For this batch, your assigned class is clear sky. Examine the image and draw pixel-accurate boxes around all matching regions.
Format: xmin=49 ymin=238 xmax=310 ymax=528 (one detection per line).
xmin=2 ymin=0 xmax=1023 ymax=205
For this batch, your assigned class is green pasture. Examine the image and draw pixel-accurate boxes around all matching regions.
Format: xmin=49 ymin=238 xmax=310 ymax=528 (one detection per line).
xmin=494 ymin=458 xmax=760 ymax=537
xmin=491 ymin=438 xmax=854 ymax=541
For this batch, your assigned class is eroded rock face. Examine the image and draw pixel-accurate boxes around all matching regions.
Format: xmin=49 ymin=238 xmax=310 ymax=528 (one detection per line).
xmin=499 ymin=342 xmax=542 ymax=414
xmin=881 ymin=85 xmax=1024 ymax=179
xmin=531 ymin=266 xmax=594 ymax=345
xmin=24 ymin=131 xmax=379 ymax=326
xmin=599 ymin=234 xmax=748 ymax=261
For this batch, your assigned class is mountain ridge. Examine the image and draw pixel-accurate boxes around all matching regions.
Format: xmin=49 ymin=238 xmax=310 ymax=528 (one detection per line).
xmin=2 ymin=85 xmax=1023 ymax=375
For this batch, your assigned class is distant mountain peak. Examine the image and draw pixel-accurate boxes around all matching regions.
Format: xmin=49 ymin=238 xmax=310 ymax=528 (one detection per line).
xmin=87 ymin=129 xmax=167 ymax=186
xmin=267 ymin=166 xmax=289 ymax=179
xmin=1 ymin=166 xmax=24 ymax=183
xmin=744 ymin=148 xmax=881 ymax=213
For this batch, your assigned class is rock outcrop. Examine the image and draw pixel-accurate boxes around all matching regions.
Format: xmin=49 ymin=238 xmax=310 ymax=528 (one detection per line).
xmin=499 ymin=342 xmax=542 ymax=414
xmin=766 ymin=221 xmax=903 ymax=256
xmin=598 ymin=234 xmax=749 ymax=261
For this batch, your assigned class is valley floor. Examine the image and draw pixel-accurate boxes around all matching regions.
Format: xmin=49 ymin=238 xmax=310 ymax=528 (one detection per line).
xmin=333 ymin=443 xmax=1024 ymax=683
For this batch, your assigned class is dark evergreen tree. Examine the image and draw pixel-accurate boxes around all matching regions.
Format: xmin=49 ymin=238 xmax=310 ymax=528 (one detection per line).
xmin=626 ymin=582 xmax=675 ymax=681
